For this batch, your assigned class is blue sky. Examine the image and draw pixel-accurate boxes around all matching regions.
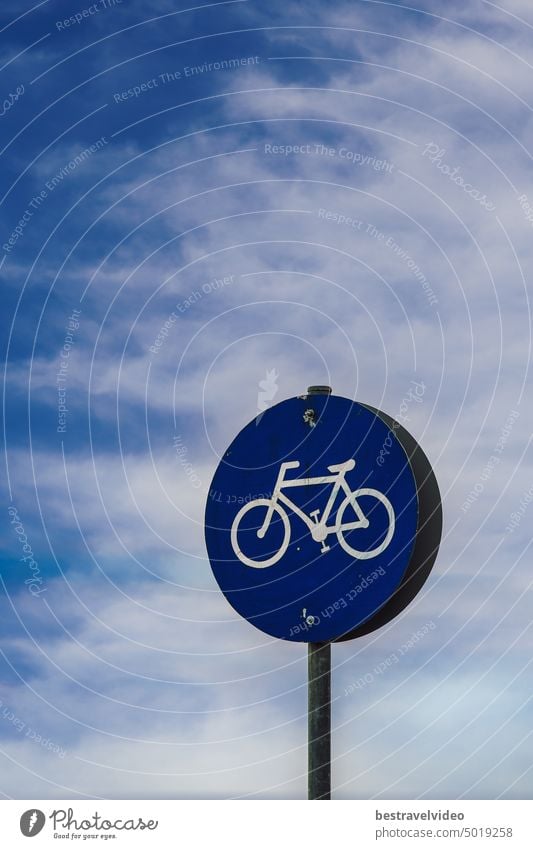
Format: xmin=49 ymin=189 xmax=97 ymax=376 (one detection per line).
xmin=1 ymin=0 xmax=533 ymax=799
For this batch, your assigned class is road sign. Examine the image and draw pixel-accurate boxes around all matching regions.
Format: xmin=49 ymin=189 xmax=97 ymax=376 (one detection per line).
xmin=205 ymin=391 xmax=426 ymax=642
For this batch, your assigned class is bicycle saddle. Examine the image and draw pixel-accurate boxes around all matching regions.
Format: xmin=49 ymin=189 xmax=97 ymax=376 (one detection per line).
xmin=327 ymin=458 xmax=356 ymax=473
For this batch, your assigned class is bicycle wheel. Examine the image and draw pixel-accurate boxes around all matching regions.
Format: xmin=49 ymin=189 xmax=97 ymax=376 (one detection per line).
xmin=336 ymin=488 xmax=395 ymax=559
xmin=231 ymin=499 xmax=291 ymax=568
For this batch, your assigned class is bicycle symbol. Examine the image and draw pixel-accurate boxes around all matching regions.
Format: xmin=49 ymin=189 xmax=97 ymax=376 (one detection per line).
xmin=230 ymin=458 xmax=396 ymax=568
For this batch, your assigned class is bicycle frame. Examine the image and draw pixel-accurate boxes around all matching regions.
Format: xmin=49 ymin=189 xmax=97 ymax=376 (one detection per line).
xmin=259 ymin=460 xmax=358 ymax=539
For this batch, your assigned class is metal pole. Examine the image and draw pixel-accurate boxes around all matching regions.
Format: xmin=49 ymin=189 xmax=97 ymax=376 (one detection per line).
xmin=308 ymin=641 xmax=331 ymax=799
xmin=305 ymin=386 xmax=333 ymax=800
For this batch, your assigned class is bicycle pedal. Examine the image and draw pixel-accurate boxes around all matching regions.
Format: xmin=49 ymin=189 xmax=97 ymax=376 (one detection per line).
xmin=320 ymin=543 xmax=331 ymax=554
xmin=310 ymin=509 xmax=321 ymax=522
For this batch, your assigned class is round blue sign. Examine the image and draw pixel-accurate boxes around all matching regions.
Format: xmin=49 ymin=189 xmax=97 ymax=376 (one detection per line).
xmin=205 ymin=393 xmax=419 ymax=642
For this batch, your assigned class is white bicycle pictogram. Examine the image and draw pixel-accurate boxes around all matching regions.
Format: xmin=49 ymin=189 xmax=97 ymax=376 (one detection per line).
xmin=230 ymin=458 xmax=395 ymax=568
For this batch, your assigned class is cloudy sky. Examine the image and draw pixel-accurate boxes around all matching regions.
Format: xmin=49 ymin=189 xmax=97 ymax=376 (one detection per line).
xmin=1 ymin=0 xmax=533 ymax=799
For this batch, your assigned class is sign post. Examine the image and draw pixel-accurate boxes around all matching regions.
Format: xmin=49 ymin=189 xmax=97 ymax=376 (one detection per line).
xmin=308 ymin=640 xmax=331 ymax=800
xmin=204 ymin=383 xmax=442 ymax=800
xmin=306 ymin=385 xmax=333 ymax=801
